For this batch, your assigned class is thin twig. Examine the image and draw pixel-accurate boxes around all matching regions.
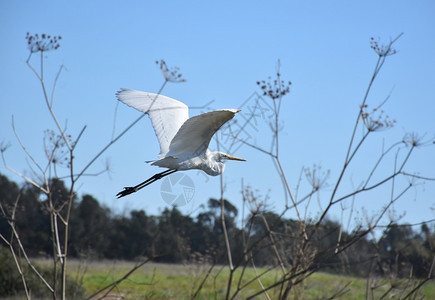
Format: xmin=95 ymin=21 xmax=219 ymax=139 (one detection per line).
xmin=75 ymin=80 xmax=168 ymax=181
xmin=191 ymin=262 xmax=216 ymax=299
xmin=86 ymin=258 xmax=151 ymax=300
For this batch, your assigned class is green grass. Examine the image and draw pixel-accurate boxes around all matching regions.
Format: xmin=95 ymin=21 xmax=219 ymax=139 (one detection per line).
xmin=61 ymin=260 xmax=435 ymax=299
xmin=28 ymin=259 xmax=435 ymax=299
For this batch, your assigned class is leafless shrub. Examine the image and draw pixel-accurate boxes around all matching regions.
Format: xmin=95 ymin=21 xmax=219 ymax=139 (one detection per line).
xmin=1 ymin=34 xmax=183 ymax=300
xmin=214 ymin=33 xmax=435 ymax=299
xmin=2 ymin=32 xmax=434 ymax=300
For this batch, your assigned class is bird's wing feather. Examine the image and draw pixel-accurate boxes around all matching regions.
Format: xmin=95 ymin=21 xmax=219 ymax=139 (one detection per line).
xmin=116 ymin=89 xmax=189 ymax=158
xmin=167 ymin=109 xmax=240 ymax=157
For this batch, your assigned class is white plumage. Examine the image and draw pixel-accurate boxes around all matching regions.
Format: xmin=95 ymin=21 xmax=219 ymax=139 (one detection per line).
xmin=116 ymin=88 xmax=245 ymax=198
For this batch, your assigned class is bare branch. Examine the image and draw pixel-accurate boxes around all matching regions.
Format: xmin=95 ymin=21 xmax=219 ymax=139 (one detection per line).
xmin=86 ymin=258 xmax=151 ymax=300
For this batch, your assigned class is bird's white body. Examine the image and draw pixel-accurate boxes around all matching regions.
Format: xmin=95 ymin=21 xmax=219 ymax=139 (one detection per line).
xmin=151 ymin=149 xmax=226 ymax=176
xmin=116 ymin=88 xmax=244 ymax=177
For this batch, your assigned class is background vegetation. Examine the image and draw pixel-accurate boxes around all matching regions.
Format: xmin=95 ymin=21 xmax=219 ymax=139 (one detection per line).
xmin=1 ymin=32 xmax=434 ymax=299
xmin=1 ymin=174 xmax=434 ymax=299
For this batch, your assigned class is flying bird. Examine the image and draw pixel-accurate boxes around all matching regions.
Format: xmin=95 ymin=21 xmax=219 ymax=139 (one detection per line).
xmin=116 ymin=89 xmax=245 ymax=198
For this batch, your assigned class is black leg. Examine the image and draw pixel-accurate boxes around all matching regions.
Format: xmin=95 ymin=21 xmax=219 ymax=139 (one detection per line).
xmin=116 ymin=169 xmax=177 ymax=198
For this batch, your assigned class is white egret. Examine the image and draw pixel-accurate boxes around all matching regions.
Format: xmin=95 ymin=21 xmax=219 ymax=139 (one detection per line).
xmin=116 ymin=88 xmax=245 ymax=198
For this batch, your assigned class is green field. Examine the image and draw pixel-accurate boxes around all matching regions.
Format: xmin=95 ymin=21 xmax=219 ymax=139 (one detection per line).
xmin=57 ymin=260 xmax=435 ymax=299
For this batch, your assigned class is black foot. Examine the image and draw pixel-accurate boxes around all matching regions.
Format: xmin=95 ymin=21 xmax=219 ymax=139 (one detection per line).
xmin=116 ymin=169 xmax=178 ymax=198
xmin=116 ymin=187 xmax=137 ymax=199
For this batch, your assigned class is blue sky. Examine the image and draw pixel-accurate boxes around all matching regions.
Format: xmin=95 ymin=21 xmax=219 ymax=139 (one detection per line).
xmin=1 ymin=1 xmax=434 ymax=229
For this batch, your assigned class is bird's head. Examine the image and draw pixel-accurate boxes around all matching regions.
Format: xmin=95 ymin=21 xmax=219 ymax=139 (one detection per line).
xmin=202 ymin=151 xmax=246 ymax=176
xmin=217 ymin=152 xmax=246 ymax=162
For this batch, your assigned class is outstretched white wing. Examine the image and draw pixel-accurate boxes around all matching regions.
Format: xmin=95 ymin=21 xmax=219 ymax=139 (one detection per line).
xmin=167 ymin=109 xmax=240 ymax=158
xmin=116 ymin=88 xmax=189 ymax=158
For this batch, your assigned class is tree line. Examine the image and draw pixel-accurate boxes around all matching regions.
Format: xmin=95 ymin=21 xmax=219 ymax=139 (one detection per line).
xmin=0 ymin=174 xmax=433 ymax=278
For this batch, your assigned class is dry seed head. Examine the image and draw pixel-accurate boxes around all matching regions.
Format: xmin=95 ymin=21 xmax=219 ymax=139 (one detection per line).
xmin=370 ymin=36 xmax=398 ymax=57
xmin=26 ymin=32 xmax=62 ymax=53
xmin=156 ymin=59 xmax=186 ymax=83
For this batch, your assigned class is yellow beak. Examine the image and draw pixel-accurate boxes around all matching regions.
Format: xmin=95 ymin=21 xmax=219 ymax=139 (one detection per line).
xmin=225 ymin=154 xmax=246 ymax=161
